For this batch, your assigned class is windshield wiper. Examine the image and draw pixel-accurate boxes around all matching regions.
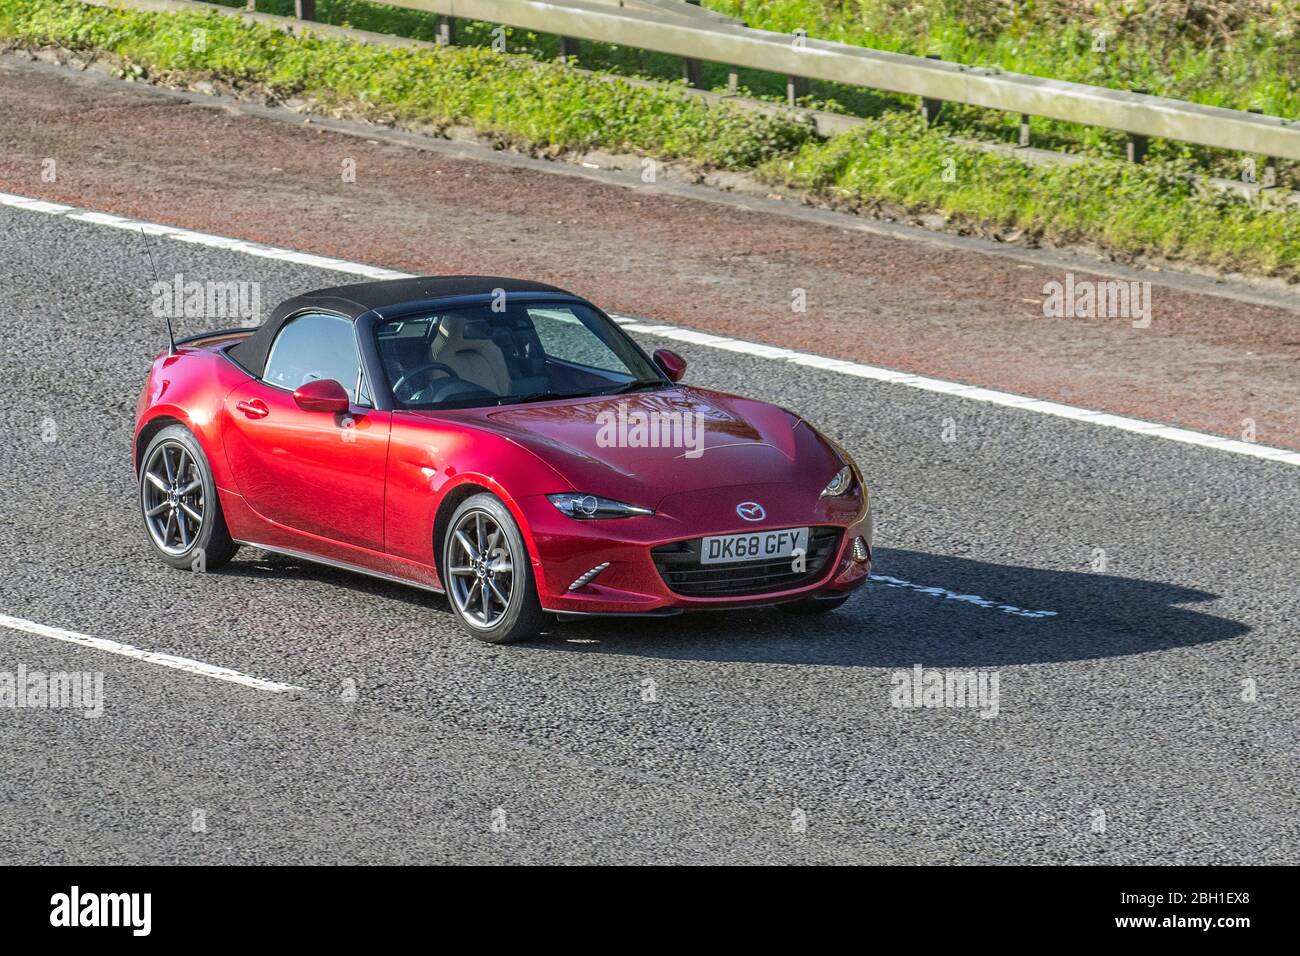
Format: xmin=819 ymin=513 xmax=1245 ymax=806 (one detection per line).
xmin=493 ymin=389 xmax=594 ymax=406
xmin=493 ymin=380 xmax=667 ymax=406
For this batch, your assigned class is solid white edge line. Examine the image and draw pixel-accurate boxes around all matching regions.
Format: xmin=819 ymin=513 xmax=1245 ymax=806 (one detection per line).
xmin=4 ymin=189 xmax=1296 ymax=467
xmin=0 ymin=613 xmax=303 ymax=694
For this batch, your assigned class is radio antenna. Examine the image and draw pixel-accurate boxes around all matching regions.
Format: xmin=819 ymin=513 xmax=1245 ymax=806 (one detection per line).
xmin=139 ymin=226 xmax=176 ymax=355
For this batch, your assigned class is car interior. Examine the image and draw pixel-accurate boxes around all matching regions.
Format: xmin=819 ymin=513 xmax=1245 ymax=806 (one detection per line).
xmin=377 ymin=305 xmax=642 ymax=407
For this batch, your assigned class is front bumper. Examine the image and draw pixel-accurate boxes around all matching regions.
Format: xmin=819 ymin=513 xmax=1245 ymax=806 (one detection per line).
xmin=517 ymin=482 xmax=872 ymax=616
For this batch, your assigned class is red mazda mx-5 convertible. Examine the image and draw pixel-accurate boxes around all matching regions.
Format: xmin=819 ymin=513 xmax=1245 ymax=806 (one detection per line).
xmin=134 ymin=276 xmax=872 ymax=642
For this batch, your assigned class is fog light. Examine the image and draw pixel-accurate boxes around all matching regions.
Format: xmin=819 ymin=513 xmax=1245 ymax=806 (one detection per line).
xmin=852 ymin=536 xmax=869 ymax=562
xmin=568 ymin=562 xmax=610 ymax=591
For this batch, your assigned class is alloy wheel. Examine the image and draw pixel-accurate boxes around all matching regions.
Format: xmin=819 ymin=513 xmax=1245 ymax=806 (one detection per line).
xmin=141 ymin=440 xmax=206 ymax=555
xmin=447 ymin=509 xmax=515 ymax=629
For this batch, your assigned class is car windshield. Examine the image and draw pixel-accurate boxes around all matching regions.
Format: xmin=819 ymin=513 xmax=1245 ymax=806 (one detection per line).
xmin=375 ymin=301 xmax=666 ymax=409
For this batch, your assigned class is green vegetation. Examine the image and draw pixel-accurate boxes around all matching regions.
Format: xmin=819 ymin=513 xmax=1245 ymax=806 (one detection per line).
xmin=0 ymin=0 xmax=811 ymax=167
xmin=0 ymin=0 xmax=1296 ymax=277
xmin=765 ymin=112 xmax=1296 ymax=277
xmin=710 ymin=0 xmax=1300 ymax=168
xmin=216 ymin=0 xmax=1300 ymax=167
xmin=711 ymin=1 xmax=1300 ymax=114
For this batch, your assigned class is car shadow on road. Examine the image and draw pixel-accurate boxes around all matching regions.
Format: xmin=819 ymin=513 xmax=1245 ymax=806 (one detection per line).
xmin=222 ymin=549 xmax=455 ymax=612
xmin=533 ymin=548 xmax=1249 ymax=668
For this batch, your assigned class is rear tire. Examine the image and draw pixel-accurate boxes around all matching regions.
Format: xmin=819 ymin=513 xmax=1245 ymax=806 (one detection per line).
xmin=139 ymin=424 xmax=238 ymax=571
xmin=442 ymin=493 xmax=545 ymax=643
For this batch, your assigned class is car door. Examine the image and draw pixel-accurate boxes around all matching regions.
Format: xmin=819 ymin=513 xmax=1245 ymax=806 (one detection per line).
xmin=223 ymin=311 xmax=390 ymax=551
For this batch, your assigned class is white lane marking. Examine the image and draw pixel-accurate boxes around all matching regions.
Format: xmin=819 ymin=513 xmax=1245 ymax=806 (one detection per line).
xmin=3 ymin=188 xmax=1296 ymax=467
xmin=1 ymin=194 xmax=75 ymax=214
xmin=0 ymin=197 xmax=407 ymax=279
xmin=868 ymin=574 xmax=1057 ymax=619
xmin=0 ymin=613 xmax=303 ymax=694
xmin=62 ymin=208 xmax=410 ymax=279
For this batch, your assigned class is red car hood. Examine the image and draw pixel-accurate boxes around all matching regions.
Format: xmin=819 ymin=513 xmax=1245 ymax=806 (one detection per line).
xmin=426 ymin=386 xmax=841 ymax=508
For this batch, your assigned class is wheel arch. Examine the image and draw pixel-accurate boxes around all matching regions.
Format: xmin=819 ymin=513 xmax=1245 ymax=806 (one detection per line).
xmin=431 ymin=479 xmax=548 ymax=594
xmin=432 ymin=482 xmax=492 ymax=585
xmin=134 ymin=412 xmax=188 ymax=477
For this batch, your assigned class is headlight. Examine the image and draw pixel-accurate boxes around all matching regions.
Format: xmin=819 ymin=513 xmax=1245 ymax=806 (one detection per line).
xmin=820 ymin=465 xmax=853 ymax=498
xmin=547 ymin=493 xmax=653 ymax=519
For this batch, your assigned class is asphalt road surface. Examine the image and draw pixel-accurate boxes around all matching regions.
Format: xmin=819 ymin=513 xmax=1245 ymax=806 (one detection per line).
xmin=0 ymin=204 xmax=1296 ymax=864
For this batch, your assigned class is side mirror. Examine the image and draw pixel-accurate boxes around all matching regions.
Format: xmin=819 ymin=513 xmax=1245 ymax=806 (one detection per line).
xmin=293 ymin=379 xmax=350 ymax=413
xmin=653 ymin=348 xmax=687 ymax=383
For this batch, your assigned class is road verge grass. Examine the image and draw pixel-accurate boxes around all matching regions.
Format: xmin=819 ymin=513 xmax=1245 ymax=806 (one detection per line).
xmin=761 ymin=113 xmax=1298 ymax=277
xmin=0 ymin=0 xmax=812 ymax=168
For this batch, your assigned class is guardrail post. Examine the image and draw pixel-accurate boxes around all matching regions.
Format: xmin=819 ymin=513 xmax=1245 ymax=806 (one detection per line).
xmin=727 ymin=68 xmax=739 ymax=95
xmin=559 ymin=36 xmax=580 ymax=62
xmin=1249 ymin=109 xmax=1279 ymax=187
xmin=680 ymin=0 xmax=704 ymax=87
xmin=1125 ymin=133 xmax=1148 ymax=163
xmin=1018 ymin=114 xmax=1031 ymax=148
xmin=294 ymin=0 xmax=314 ymax=20
xmin=787 ymin=75 xmax=810 ymax=107
xmin=682 ymin=57 xmax=704 ymax=88
xmin=920 ymin=54 xmax=944 ymax=124
xmin=1125 ymin=89 xmax=1149 ymax=162
xmin=1262 ymin=155 xmax=1278 ymax=188
xmin=437 ymin=16 xmax=455 ymax=47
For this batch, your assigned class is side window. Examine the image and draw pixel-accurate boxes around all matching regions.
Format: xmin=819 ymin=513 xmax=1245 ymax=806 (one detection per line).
xmin=263 ymin=313 xmax=363 ymax=403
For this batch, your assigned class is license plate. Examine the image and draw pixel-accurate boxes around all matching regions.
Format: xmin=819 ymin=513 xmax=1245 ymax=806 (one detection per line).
xmin=699 ymin=528 xmax=809 ymax=565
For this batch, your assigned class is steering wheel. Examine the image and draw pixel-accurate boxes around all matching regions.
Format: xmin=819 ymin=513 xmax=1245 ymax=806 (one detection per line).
xmin=391 ymin=361 xmax=463 ymax=403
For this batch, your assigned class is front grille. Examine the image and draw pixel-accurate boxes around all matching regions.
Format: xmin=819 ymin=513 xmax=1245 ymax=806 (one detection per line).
xmin=651 ymin=527 xmax=842 ymax=598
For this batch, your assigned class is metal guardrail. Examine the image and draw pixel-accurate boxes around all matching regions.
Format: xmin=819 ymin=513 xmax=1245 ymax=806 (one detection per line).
xmin=341 ymin=0 xmax=1299 ymax=169
xmin=87 ymin=0 xmax=1298 ymax=171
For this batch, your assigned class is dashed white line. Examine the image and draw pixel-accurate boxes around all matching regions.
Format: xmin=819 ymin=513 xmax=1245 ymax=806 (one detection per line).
xmin=867 ymin=575 xmax=1057 ymax=619
xmin=4 ymin=188 xmax=1291 ymax=467
xmin=0 ymin=613 xmax=303 ymax=694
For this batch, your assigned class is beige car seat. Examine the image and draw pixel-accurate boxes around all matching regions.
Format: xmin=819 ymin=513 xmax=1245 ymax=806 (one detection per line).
xmin=428 ymin=314 xmax=513 ymax=395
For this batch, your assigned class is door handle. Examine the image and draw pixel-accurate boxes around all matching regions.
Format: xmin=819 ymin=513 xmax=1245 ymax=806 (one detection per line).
xmin=237 ymin=399 xmax=269 ymax=419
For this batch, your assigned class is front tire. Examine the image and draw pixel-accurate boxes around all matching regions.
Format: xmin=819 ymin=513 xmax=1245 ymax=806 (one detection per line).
xmin=139 ymin=424 xmax=238 ymax=571
xmin=442 ymin=493 xmax=545 ymax=643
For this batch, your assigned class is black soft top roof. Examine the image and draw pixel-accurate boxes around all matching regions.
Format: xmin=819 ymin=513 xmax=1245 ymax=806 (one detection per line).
xmin=228 ymin=275 xmax=578 ymax=377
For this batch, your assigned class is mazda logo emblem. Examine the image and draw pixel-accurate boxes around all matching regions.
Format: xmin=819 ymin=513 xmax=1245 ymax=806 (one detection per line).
xmin=736 ymin=501 xmax=765 ymax=522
